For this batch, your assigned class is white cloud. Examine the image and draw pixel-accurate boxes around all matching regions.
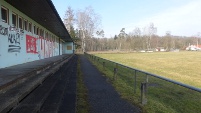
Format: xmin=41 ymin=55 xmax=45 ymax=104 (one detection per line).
xmin=133 ymin=0 xmax=201 ymax=36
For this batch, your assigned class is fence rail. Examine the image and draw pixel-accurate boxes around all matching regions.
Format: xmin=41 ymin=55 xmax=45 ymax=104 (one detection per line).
xmin=85 ymin=52 xmax=201 ymax=93
xmin=85 ymin=52 xmax=201 ymax=112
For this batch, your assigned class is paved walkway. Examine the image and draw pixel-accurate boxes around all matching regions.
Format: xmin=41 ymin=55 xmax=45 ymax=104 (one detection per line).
xmin=80 ymin=55 xmax=141 ymax=113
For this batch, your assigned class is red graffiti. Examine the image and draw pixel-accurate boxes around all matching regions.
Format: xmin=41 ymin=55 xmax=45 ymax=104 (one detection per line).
xmin=26 ymin=35 xmax=38 ymax=54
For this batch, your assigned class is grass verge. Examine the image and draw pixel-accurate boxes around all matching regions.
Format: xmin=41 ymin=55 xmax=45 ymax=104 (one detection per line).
xmin=76 ymin=55 xmax=90 ymax=113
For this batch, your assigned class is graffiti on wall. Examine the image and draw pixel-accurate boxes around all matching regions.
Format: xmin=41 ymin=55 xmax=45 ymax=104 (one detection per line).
xmin=0 ymin=25 xmax=8 ymax=36
xmin=8 ymin=33 xmax=21 ymax=52
xmin=26 ymin=35 xmax=38 ymax=54
xmin=0 ymin=25 xmax=24 ymax=53
xmin=8 ymin=26 xmax=24 ymax=53
xmin=0 ymin=24 xmax=60 ymax=57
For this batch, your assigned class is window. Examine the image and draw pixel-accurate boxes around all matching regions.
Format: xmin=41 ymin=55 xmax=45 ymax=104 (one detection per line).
xmin=28 ymin=22 xmax=32 ymax=32
xmin=24 ymin=19 xmax=28 ymax=31
xmin=19 ymin=17 xmax=23 ymax=29
xmin=67 ymin=46 xmax=72 ymax=50
xmin=49 ymin=33 xmax=51 ymax=40
xmin=51 ymin=35 xmax=53 ymax=41
xmin=36 ymin=27 xmax=39 ymax=35
xmin=12 ymin=12 xmax=17 ymax=27
xmin=33 ymin=25 xmax=36 ymax=34
xmin=45 ymin=32 xmax=48 ymax=39
xmin=1 ymin=6 xmax=9 ymax=23
xmin=40 ymin=29 xmax=44 ymax=37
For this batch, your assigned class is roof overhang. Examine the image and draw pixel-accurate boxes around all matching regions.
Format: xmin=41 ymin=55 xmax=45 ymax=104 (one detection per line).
xmin=5 ymin=0 xmax=72 ymax=42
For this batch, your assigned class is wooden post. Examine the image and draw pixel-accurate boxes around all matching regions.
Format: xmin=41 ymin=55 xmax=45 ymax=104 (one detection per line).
xmin=103 ymin=62 xmax=105 ymax=70
xmin=141 ymin=82 xmax=147 ymax=105
xmin=114 ymin=68 xmax=118 ymax=80
xmin=134 ymin=70 xmax=137 ymax=93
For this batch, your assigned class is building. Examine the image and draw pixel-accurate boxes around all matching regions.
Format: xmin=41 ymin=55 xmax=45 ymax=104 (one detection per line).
xmin=0 ymin=0 xmax=74 ymax=68
xmin=155 ymin=47 xmax=166 ymax=52
xmin=186 ymin=45 xmax=201 ymax=51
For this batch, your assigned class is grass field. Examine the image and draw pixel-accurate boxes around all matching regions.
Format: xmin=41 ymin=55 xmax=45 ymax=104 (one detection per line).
xmin=94 ymin=51 xmax=201 ymax=88
xmin=86 ymin=51 xmax=201 ymax=113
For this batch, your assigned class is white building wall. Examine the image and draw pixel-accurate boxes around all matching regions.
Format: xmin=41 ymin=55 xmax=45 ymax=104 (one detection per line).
xmin=0 ymin=1 xmax=66 ymax=68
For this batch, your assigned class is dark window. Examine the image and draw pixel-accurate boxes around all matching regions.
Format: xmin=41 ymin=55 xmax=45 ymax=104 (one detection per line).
xmin=45 ymin=32 xmax=48 ymax=39
xmin=33 ymin=25 xmax=36 ymax=34
xmin=19 ymin=17 xmax=23 ymax=29
xmin=28 ymin=22 xmax=32 ymax=32
xmin=49 ymin=33 xmax=51 ymax=40
xmin=1 ymin=6 xmax=8 ymax=23
xmin=36 ymin=27 xmax=39 ymax=35
xmin=51 ymin=35 xmax=53 ymax=41
xmin=12 ymin=13 xmax=17 ymax=27
xmin=40 ymin=29 xmax=44 ymax=37
xmin=24 ymin=19 xmax=28 ymax=31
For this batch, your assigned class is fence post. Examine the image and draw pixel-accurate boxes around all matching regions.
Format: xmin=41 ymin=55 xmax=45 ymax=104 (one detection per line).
xmin=113 ymin=67 xmax=118 ymax=80
xmin=141 ymin=82 xmax=147 ymax=105
xmin=134 ymin=70 xmax=137 ymax=93
xmin=115 ymin=63 xmax=118 ymax=69
xmin=103 ymin=61 xmax=105 ymax=70
xmin=145 ymin=74 xmax=149 ymax=94
xmin=146 ymin=74 xmax=149 ymax=83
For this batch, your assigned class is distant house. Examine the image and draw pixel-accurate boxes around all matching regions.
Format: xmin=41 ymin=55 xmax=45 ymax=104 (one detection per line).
xmin=186 ymin=45 xmax=201 ymax=51
xmin=155 ymin=47 xmax=166 ymax=52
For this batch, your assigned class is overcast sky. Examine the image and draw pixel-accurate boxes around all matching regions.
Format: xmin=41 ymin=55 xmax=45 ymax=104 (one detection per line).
xmin=52 ymin=0 xmax=201 ymax=37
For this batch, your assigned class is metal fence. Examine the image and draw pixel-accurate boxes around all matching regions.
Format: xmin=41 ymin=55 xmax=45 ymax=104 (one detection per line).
xmin=85 ymin=52 xmax=201 ymax=113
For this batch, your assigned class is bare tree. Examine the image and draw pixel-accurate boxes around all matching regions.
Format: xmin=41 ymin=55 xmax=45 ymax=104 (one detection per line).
xmin=76 ymin=6 xmax=101 ymax=52
xmin=143 ymin=23 xmax=157 ymax=50
xmin=96 ymin=29 xmax=104 ymax=38
xmin=63 ymin=6 xmax=75 ymax=32
xmin=163 ymin=31 xmax=172 ymax=51
xmin=132 ymin=27 xmax=143 ymax=50
xmin=133 ymin=27 xmax=141 ymax=36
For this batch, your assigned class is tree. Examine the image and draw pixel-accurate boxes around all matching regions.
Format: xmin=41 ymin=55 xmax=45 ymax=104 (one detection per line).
xmin=143 ymin=23 xmax=157 ymax=50
xmin=69 ymin=25 xmax=76 ymax=39
xmin=118 ymin=28 xmax=127 ymax=50
xmin=163 ymin=31 xmax=172 ymax=51
xmin=96 ymin=30 xmax=104 ymax=38
xmin=76 ymin=6 xmax=101 ymax=52
xmin=118 ymin=28 xmax=126 ymax=38
xmin=63 ymin=6 xmax=75 ymax=32
xmin=133 ymin=27 xmax=141 ymax=36
xmin=132 ymin=27 xmax=143 ymax=50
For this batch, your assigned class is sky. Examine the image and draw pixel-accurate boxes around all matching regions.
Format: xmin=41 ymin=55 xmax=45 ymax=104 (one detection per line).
xmin=52 ymin=0 xmax=201 ymax=37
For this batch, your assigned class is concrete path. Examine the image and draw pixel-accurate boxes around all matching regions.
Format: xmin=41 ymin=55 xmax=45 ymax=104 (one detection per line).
xmin=80 ymin=55 xmax=141 ymax=113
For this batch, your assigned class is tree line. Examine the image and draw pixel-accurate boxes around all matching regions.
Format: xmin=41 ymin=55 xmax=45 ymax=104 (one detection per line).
xmin=63 ymin=7 xmax=201 ymax=52
xmin=82 ymin=32 xmax=201 ymax=52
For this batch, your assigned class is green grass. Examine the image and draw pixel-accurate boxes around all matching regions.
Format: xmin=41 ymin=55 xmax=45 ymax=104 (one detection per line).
xmin=94 ymin=51 xmax=201 ymax=88
xmin=76 ymin=55 xmax=90 ymax=113
xmin=86 ymin=51 xmax=201 ymax=113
